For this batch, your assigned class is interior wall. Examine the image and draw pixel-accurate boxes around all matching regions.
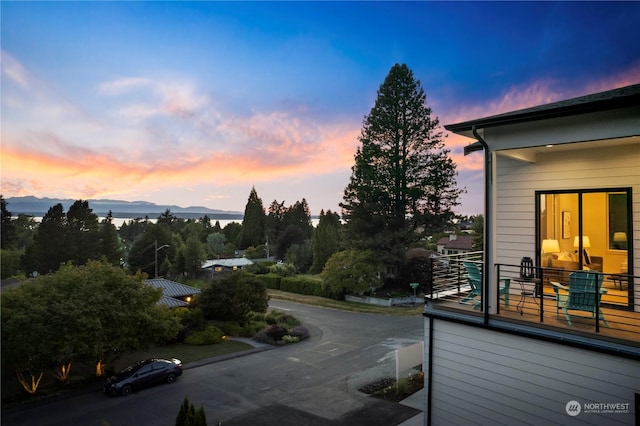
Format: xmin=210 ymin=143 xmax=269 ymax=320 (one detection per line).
xmin=547 ymin=192 xmax=628 ymax=274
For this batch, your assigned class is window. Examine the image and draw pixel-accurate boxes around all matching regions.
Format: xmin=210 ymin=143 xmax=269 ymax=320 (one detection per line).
xmin=609 ymin=193 xmax=628 ymax=250
xmin=536 ymin=188 xmax=632 ymax=308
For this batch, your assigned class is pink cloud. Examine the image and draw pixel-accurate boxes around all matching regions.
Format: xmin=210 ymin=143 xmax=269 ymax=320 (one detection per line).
xmin=1 ymin=51 xmax=29 ymax=88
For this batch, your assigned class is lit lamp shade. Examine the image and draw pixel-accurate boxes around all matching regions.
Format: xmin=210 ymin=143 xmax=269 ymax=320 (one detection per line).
xmin=613 ymin=232 xmax=627 ymax=243
xmin=573 ymin=236 xmax=591 ymax=248
xmin=541 ymin=239 xmax=560 ymax=253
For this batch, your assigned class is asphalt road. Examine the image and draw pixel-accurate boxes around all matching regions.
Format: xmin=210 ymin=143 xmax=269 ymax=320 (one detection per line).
xmin=2 ymin=299 xmax=425 ymax=426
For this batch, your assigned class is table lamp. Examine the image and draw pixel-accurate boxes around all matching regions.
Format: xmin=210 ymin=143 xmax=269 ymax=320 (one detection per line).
xmin=541 ymin=239 xmax=560 ymax=266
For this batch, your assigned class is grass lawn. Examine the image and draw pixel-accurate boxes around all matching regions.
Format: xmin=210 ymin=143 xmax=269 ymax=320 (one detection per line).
xmin=267 ymin=289 xmax=424 ymax=316
xmin=114 ymin=340 xmax=254 ymax=371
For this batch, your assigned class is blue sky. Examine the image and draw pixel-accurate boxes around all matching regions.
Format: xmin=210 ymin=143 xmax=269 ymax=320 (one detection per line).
xmin=2 ymin=1 xmax=639 ymax=216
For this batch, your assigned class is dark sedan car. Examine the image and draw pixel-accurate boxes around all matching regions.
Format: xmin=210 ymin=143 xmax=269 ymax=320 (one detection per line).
xmin=104 ymin=358 xmax=183 ymax=396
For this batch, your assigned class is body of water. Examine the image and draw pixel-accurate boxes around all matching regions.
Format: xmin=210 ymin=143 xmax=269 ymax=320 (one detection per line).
xmin=28 ymin=217 xmax=320 ymax=229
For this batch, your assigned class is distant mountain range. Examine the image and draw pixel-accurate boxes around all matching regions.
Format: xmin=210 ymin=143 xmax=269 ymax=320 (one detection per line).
xmin=4 ymin=196 xmax=244 ymax=220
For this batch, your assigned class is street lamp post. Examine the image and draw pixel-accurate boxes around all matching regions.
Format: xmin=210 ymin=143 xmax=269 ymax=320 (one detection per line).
xmin=154 ymin=240 xmax=170 ymax=278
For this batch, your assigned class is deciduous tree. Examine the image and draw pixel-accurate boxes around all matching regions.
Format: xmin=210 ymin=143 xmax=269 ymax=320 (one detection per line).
xmin=1 ymin=261 xmax=180 ymax=393
xmin=321 ymin=250 xmax=382 ymax=298
xmin=196 ymin=272 xmax=268 ymax=325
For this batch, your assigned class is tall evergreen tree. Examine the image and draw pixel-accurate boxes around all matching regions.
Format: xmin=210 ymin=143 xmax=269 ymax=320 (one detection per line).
xmin=238 ymin=187 xmax=266 ymax=249
xmin=309 ymin=209 xmax=341 ymax=274
xmin=65 ymin=200 xmax=100 ymax=266
xmin=99 ymin=211 xmax=123 ymax=266
xmin=340 ymin=63 xmax=462 ymax=269
xmin=266 ymin=200 xmax=286 ymax=250
xmin=126 ymin=223 xmax=173 ymax=276
xmin=24 ymin=204 xmax=67 ymax=274
xmin=198 ymin=214 xmax=213 ymax=242
xmin=182 ymin=235 xmax=205 ymax=278
xmin=283 ymin=199 xmax=313 ymax=240
xmin=1 ymin=195 xmax=16 ymax=249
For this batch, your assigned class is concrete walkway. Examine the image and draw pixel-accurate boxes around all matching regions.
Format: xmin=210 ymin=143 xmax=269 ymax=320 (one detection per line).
xmin=399 ymin=389 xmax=424 ymax=425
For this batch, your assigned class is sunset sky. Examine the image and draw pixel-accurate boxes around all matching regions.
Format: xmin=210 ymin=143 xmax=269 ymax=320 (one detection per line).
xmin=2 ymin=2 xmax=639 ymax=217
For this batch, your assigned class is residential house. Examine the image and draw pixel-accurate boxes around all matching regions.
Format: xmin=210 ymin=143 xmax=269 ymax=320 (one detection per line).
xmin=422 ymin=84 xmax=639 ymax=424
xmin=145 ymin=278 xmax=201 ymax=308
xmin=436 ymin=234 xmax=475 ymax=255
xmin=202 ymin=258 xmax=254 ymax=273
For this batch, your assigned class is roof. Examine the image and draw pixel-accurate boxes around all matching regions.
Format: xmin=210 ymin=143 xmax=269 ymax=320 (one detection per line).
xmin=159 ymin=295 xmax=190 ymax=308
xmin=445 ymin=84 xmax=640 ymax=135
xmin=145 ymin=278 xmax=201 ymax=298
xmin=202 ymin=258 xmax=254 ymax=269
xmin=436 ymin=235 xmax=475 ymax=250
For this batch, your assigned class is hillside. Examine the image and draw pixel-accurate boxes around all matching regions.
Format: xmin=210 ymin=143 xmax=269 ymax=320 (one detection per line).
xmin=4 ymin=196 xmax=243 ymax=220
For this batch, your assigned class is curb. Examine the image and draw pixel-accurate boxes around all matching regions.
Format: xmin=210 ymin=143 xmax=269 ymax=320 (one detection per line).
xmin=184 ymin=343 xmax=276 ymax=370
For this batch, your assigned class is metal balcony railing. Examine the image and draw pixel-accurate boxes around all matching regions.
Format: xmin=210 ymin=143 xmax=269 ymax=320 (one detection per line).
xmin=425 ymin=254 xmax=640 ymax=347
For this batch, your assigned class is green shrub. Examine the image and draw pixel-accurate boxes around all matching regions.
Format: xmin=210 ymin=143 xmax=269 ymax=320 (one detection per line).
xmin=242 ymin=320 xmax=267 ymax=338
xmin=282 ymin=335 xmax=300 ymax=344
xmin=213 ymin=321 xmax=242 ymax=336
xmin=265 ymin=310 xmax=300 ymax=328
xmin=264 ymin=310 xmax=280 ymax=325
xmin=280 ymin=276 xmax=324 ymax=296
xmin=173 ymin=307 xmax=205 ymax=330
xmin=290 ymin=325 xmax=310 ymax=340
xmin=265 ymin=324 xmax=288 ymax=341
xmin=245 ymin=311 xmax=265 ymax=322
xmin=258 ymin=273 xmax=282 ymax=289
xmin=184 ymin=325 xmax=225 ymax=345
xmin=269 ymin=262 xmax=296 ymax=277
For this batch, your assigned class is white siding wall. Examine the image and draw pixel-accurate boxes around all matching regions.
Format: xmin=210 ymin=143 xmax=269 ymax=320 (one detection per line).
xmin=424 ymin=318 xmax=639 ymax=425
xmin=492 ymin=143 xmax=640 ymax=310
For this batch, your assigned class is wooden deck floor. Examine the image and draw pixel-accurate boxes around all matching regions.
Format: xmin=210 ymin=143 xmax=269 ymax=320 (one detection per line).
xmin=431 ymin=291 xmax=640 ymax=348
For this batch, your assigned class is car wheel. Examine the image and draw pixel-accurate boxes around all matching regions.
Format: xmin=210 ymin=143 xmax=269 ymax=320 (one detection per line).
xmin=166 ymin=373 xmax=177 ymax=384
xmin=121 ymin=385 xmax=133 ymax=396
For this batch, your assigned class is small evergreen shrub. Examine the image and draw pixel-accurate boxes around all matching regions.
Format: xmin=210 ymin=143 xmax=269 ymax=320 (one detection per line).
xmin=176 ymin=396 xmax=207 ymax=426
xmin=184 ymin=325 xmax=225 ymax=345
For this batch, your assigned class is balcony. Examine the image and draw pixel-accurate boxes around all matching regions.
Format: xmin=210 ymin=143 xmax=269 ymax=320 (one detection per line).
xmin=424 ymin=252 xmax=640 ymax=355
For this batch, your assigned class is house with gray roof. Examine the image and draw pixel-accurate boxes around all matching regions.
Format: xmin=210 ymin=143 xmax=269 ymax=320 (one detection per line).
xmin=202 ymin=258 xmax=254 ymax=272
xmin=145 ymin=278 xmax=201 ymax=308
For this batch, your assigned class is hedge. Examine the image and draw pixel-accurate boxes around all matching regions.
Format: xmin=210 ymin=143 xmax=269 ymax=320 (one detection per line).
xmin=257 ymin=273 xmax=282 ymax=290
xmin=280 ymin=276 xmax=325 ymax=296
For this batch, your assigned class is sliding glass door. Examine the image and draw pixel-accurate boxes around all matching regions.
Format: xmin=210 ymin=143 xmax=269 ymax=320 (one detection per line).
xmin=536 ymin=188 xmax=632 ymax=308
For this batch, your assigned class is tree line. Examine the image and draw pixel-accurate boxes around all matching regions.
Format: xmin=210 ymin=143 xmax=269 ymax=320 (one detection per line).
xmin=1 ymin=62 xmax=480 ymax=401
xmin=2 ymin=63 xmax=472 ymax=289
